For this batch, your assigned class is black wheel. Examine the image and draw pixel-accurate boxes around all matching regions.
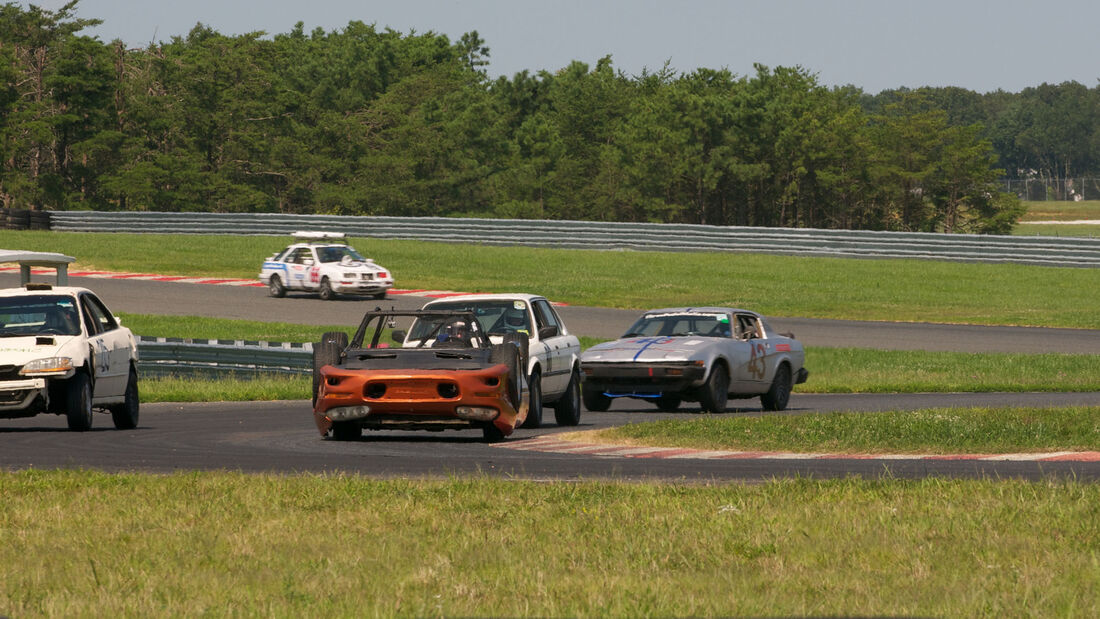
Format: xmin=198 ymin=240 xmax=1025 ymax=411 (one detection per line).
xmin=331 ymin=421 xmax=361 ymax=441
xmin=482 ymin=423 xmax=506 ymax=443
xmin=761 ymin=363 xmax=792 ymax=412
xmin=489 ymin=341 xmax=523 ymax=409
xmin=373 ymin=291 xmax=387 ymax=300
xmin=268 ymin=275 xmax=286 ymax=298
xmin=698 ymin=364 xmax=729 ymax=414
xmin=65 ymin=372 xmax=93 ymax=431
xmin=312 ymin=331 xmax=347 ymax=406
xmin=521 ymin=369 xmax=542 ymax=428
xmin=553 ymin=367 xmax=582 ymax=426
xmin=655 ymin=394 xmax=681 ymax=412
xmin=582 ymin=384 xmax=611 ymax=412
xmin=318 ymin=277 xmax=335 ymax=300
xmin=110 ymin=365 xmax=140 ymax=429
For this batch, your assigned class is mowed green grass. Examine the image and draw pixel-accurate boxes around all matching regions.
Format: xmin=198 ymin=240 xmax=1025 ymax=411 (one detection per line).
xmin=584 ymin=406 xmax=1100 ymax=454
xmin=5 ymin=230 xmax=1099 ymax=328
xmin=2 ymin=471 xmax=1098 ymax=618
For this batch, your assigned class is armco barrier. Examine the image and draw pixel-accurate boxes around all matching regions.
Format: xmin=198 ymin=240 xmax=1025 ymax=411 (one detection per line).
xmin=137 ymin=337 xmax=312 ymax=378
xmin=48 ymin=210 xmax=1100 ymax=267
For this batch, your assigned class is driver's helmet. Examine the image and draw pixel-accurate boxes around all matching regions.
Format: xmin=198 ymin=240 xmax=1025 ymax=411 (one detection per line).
xmin=505 ymin=311 xmax=526 ymax=328
xmin=438 ymin=318 xmax=470 ymax=344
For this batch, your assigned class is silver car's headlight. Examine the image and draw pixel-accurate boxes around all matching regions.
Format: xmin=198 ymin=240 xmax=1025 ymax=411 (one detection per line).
xmin=20 ymin=357 xmax=74 ymax=376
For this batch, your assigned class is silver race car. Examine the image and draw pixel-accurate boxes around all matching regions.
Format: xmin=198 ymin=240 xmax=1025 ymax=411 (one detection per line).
xmin=580 ymin=307 xmax=808 ymax=413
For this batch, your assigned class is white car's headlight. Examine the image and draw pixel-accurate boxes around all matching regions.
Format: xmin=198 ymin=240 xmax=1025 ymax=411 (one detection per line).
xmin=20 ymin=357 xmax=74 ymax=376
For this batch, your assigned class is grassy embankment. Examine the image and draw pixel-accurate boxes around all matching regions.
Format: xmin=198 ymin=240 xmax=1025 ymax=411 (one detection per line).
xmin=2 ymin=472 xmax=1097 ymax=617
xmin=3 ymin=229 xmax=1098 ymax=328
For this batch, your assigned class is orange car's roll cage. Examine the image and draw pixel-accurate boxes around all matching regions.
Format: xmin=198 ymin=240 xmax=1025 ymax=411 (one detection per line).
xmin=351 ymin=309 xmax=493 ymax=350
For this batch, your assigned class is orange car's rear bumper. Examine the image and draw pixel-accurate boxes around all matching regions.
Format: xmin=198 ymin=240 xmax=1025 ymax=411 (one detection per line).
xmin=313 ymin=364 xmax=523 ymax=436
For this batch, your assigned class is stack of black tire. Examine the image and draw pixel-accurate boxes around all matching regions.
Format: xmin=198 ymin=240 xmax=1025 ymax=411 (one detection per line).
xmin=0 ymin=208 xmax=51 ymax=230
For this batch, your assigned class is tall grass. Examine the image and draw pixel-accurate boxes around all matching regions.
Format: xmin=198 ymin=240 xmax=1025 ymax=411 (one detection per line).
xmin=1 ymin=472 xmax=1097 ymax=617
xmin=7 ymin=230 xmax=1099 ymax=328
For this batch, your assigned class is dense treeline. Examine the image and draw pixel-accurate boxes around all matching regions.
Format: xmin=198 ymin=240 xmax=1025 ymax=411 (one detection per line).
xmin=8 ymin=2 xmax=1096 ymax=233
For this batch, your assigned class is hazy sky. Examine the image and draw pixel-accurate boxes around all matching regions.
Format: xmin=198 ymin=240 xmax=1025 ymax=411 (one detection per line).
xmin=25 ymin=0 xmax=1100 ymax=94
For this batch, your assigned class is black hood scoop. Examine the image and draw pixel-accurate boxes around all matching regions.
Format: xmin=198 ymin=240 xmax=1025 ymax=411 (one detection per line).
xmin=36 ymin=336 xmax=55 ymax=346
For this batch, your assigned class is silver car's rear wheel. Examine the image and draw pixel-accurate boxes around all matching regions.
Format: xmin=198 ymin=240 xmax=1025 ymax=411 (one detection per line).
xmin=761 ymin=363 xmax=792 ymax=411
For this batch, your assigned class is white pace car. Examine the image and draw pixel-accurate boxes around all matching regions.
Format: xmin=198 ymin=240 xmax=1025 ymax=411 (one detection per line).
xmin=580 ymin=307 xmax=808 ymax=413
xmin=0 ymin=283 xmax=140 ymax=430
xmin=259 ymin=232 xmax=394 ymax=300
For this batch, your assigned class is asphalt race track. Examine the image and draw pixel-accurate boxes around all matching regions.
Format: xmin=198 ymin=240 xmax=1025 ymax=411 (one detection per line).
xmin=3 ymin=394 xmax=1100 ymax=481
xmin=2 ymin=271 xmax=1099 ymax=481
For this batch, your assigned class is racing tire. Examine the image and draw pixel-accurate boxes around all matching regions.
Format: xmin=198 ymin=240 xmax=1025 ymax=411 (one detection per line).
xmin=318 ymin=277 xmax=336 ymax=301
xmin=521 ymin=369 xmax=542 ymax=428
xmin=553 ymin=367 xmax=582 ymax=426
xmin=268 ymin=275 xmax=286 ymax=298
xmin=65 ymin=372 xmax=93 ymax=431
xmin=482 ymin=423 xmax=506 ymax=443
xmin=582 ymin=385 xmax=611 ymax=412
xmin=655 ymin=394 xmax=681 ymax=412
xmin=312 ymin=332 xmax=347 ymax=406
xmin=109 ymin=365 xmax=140 ymax=430
xmin=372 ymin=291 xmax=387 ymax=300
xmin=698 ymin=364 xmax=729 ymax=414
xmin=489 ymin=343 xmax=522 ymax=410
xmin=331 ymin=421 xmax=361 ymax=441
xmin=761 ymin=363 xmax=792 ymax=412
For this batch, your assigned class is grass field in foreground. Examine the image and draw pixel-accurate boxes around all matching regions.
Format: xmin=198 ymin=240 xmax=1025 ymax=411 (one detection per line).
xmin=6 ymin=230 xmax=1099 ymax=328
xmin=2 ymin=472 xmax=1096 ymax=617
xmin=582 ymin=406 xmax=1100 ymax=454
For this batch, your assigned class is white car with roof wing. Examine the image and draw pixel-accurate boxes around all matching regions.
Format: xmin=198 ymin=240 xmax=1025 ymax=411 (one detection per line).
xmin=0 ymin=283 xmax=140 ymax=431
xmin=580 ymin=307 xmax=808 ymax=413
xmin=406 ymin=294 xmax=583 ymax=428
xmin=259 ymin=232 xmax=393 ymax=300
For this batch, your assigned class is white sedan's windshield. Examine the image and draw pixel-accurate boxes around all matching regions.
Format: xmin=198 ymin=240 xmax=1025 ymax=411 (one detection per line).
xmin=316 ymin=246 xmax=365 ymax=263
xmin=0 ymin=295 xmax=81 ymax=337
xmin=408 ymin=301 xmax=531 ymax=341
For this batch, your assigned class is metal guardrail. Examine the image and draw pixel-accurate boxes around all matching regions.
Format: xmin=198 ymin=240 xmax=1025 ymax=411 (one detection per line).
xmin=137 ymin=337 xmax=313 ymax=378
xmin=48 ymin=210 xmax=1100 ymax=267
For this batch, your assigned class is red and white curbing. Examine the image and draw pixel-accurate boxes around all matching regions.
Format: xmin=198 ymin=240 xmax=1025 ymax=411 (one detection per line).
xmin=497 ymin=435 xmax=1100 ymax=462
xmin=2 ymin=266 xmax=477 ymax=299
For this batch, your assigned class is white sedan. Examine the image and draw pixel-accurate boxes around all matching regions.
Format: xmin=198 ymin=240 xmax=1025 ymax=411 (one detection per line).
xmin=0 ymin=283 xmax=140 ymax=430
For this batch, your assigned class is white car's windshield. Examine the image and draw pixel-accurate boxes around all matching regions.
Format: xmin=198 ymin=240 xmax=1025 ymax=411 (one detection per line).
xmin=0 ymin=295 xmax=81 ymax=337
xmin=408 ymin=300 xmax=531 ymax=340
xmin=316 ymin=246 xmax=366 ymax=263
xmin=622 ymin=313 xmax=731 ymax=338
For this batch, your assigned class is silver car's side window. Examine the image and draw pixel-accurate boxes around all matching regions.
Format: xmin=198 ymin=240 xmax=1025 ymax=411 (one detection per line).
xmin=735 ymin=314 xmax=761 ymax=340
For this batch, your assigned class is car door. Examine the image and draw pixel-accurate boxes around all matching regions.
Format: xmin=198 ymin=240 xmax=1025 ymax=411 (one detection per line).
xmin=531 ymin=299 xmax=573 ymax=398
xmin=286 ymin=247 xmax=314 ymax=291
xmin=728 ymin=313 xmax=767 ymax=391
xmin=79 ymin=293 xmax=129 ymax=399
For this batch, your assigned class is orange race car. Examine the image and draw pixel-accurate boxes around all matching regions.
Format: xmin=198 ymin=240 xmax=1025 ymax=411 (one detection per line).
xmin=312 ymin=309 xmax=529 ymax=442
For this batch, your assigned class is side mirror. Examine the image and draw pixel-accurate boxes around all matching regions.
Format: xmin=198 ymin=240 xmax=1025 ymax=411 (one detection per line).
xmin=391 ymin=329 xmax=407 ymax=343
xmin=538 ymin=325 xmax=558 ymax=340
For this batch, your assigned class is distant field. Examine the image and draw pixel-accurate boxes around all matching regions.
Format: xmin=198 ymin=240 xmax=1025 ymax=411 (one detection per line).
xmin=1013 ymin=223 xmax=1099 ymax=237
xmin=1019 ymin=199 xmax=1100 ymax=221
xmin=5 ymin=230 xmax=1098 ymax=329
